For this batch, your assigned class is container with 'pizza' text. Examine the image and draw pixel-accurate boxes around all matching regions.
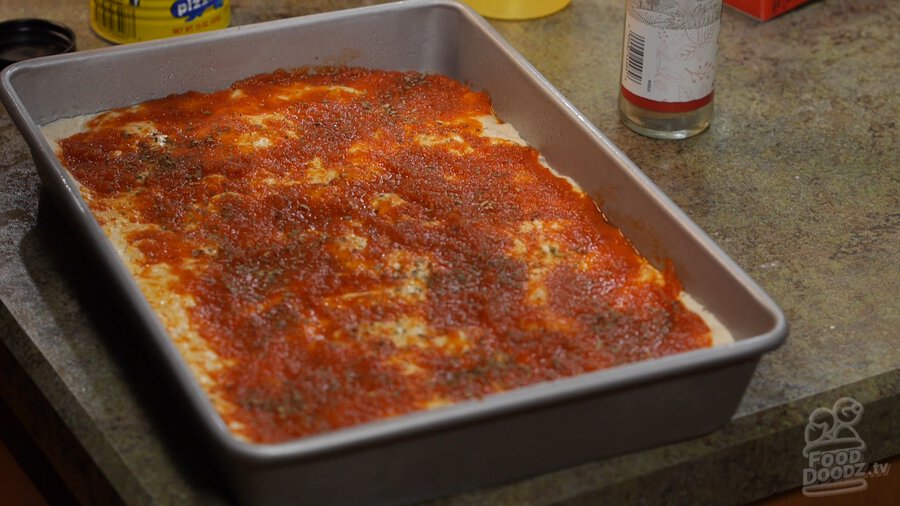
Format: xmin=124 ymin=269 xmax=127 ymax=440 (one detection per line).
xmin=90 ymin=0 xmax=230 ymax=44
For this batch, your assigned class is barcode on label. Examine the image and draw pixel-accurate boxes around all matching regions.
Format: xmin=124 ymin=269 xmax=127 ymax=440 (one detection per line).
xmin=94 ymin=0 xmax=137 ymax=40
xmin=624 ymin=29 xmax=645 ymax=86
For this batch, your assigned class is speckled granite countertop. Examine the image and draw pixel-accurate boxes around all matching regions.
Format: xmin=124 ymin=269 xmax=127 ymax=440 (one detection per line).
xmin=0 ymin=0 xmax=897 ymax=504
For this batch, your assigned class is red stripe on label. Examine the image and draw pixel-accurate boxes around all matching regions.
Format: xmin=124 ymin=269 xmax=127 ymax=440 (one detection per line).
xmin=621 ymin=86 xmax=714 ymax=113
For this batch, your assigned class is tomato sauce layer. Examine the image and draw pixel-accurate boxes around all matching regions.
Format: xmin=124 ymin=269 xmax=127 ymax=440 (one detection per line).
xmin=58 ymin=67 xmax=712 ymax=443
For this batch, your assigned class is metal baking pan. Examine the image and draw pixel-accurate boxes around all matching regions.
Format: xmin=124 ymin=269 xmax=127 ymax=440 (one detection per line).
xmin=0 ymin=1 xmax=787 ymax=504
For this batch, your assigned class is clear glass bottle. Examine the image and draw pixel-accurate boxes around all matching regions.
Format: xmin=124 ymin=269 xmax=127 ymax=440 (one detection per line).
xmin=618 ymin=0 xmax=723 ymax=139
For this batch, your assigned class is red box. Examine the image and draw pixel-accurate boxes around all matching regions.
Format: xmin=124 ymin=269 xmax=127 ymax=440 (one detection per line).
xmin=725 ymin=0 xmax=813 ymax=20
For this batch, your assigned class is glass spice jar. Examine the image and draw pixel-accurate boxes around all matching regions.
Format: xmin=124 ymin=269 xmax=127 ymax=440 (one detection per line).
xmin=618 ymin=0 xmax=723 ymax=139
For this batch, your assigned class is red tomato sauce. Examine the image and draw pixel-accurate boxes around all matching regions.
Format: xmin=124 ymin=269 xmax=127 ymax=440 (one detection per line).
xmin=58 ymin=67 xmax=711 ymax=443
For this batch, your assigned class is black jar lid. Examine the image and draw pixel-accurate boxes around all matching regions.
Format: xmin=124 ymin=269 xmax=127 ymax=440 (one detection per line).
xmin=0 ymin=19 xmax=76 ymax=69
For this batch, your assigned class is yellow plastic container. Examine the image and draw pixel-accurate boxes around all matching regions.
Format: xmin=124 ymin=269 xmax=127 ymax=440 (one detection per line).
xmin=90 ymin=0 xmax=230 ymax=44
xmin=462 ymin=0 xmax=571 ymax=20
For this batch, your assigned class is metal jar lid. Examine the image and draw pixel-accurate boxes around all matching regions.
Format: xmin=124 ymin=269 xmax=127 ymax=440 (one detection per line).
xmin=0 ymin=19 xmax=76 ymax=69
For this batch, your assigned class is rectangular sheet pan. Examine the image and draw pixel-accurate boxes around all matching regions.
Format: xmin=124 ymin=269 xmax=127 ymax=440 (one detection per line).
xmin=0 ymin=1 xmax=787 ymax=504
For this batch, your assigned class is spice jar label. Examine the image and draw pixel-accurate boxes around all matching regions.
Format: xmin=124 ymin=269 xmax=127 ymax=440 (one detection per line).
xmin=620 ymin=0 xmax=721 ymax=106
